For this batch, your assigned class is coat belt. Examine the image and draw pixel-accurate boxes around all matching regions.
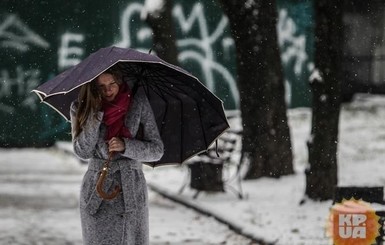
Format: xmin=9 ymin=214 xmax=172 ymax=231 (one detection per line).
xmin=88 ymin=157 xmax=142 ymax=172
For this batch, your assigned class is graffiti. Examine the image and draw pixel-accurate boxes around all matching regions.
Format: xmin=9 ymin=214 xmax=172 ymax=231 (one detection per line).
xmin=277 ymin=9 xmax=309 ymax=76
xmin=0 ymin=4 xmax=311 ymax=115
xmin=0 ymin=66 xmax=40 ymax=113
xmin=58 ymin=32 xmax=85 ymax=71
xmin=0 ymin=14 xmax=48 ymax=114
xmin=116 ymin=2 xmax=239 ymax=107
xmin=115 ymin=2 xmax=152 ymax=52
xmin=173 ymin=3 xmax=239 ymax=107
xmin=221 ymin=37 xmax=234 ymax=60
xmin=0 ymin=14 xmax=49 ymax=51
xmin=0 ymin=1 xmax=318 ymax=145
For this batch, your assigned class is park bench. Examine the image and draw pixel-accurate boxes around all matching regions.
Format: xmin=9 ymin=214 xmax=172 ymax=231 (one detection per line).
xmin=179 ymin=113 xmax=244 ymax=199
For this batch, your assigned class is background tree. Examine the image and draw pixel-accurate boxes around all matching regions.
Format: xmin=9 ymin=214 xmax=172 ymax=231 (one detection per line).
xmin=305 ymin=0 xmax=344 ymax=200
xmin=218 ymin=0 xmax=293 ymax=179
xmin=142 ymin=0 xmax=178 ymax=65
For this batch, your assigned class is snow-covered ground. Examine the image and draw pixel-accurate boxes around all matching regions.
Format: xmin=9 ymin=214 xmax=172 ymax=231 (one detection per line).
xmin=1 ymin=93 xmax=385 ymax=245
xmin=0 ymin=148 xmax=253 ymax=244
xmin=144 ymin=93 xmax=385 ymax=245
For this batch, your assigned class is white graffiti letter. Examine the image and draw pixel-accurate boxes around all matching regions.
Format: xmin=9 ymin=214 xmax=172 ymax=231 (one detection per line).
xmin=278 ymin=9 xmax=308 ymax=75
xmin=115 ymin=2 xmax=152 ymax=52
xmin=0 ymin=66 xmax=41 ymax=113
xmin=58 ymin=32 xmax=84 ymax=70
xmin=0 ymin=14 xmax=50 ymax=52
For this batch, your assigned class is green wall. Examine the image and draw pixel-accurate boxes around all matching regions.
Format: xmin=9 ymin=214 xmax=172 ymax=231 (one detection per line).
xmin=0 ymin=0 xmax=314 ymax=147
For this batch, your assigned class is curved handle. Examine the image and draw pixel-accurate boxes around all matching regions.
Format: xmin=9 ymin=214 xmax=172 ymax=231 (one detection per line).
xmin=96 ymin=153 xmax=121 ymax=200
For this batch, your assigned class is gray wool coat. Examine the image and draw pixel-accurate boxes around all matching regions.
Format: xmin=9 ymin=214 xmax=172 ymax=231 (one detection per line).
xmin=70 ymin=90 xmax=164 ymax=245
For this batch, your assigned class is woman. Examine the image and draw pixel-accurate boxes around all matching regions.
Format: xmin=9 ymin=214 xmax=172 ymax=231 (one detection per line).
xmin=70 ymin=67 xmax=164 ymax=245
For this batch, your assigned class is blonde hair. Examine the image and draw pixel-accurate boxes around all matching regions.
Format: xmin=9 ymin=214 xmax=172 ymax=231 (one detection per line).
xmin=73 ymin=66 xmax=123 ymax=138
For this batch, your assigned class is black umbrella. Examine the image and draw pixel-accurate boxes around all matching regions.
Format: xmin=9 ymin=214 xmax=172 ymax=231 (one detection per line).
xmin=33 ymin=46 xmax=229 ymax=166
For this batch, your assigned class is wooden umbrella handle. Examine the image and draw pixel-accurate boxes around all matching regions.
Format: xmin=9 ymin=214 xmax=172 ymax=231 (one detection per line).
xmin=96 ymin=152 xmax=121 ymax=200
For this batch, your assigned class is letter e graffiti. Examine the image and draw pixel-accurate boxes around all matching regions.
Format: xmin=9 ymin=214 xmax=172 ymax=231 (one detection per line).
xmin=58 ymin=32 xmax=84 ymax=70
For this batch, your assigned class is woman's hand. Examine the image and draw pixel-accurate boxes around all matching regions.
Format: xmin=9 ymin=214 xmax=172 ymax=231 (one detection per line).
xmin=108 ymin=137 xmax=125 ymax=153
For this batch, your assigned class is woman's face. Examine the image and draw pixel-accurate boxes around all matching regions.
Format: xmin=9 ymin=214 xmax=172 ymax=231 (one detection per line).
xmin=96 ymin=73 xmax=120 ymax=102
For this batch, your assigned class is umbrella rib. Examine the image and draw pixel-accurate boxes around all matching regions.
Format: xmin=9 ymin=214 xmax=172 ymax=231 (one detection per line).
xmin=140 ymin=77 xmax=171 ymax=103
xmin=147 ymin=81 xmax=182 ymax=99
xmin=138 ymin=77 xmax=166 ymax=99
xmin=149 ymin=71 xmax=210 ymax=152
xmin=141 ymin=75 xmax=186 ymax=163
xmin=144 ymin=66 xmax=187 ymax=85
xmin=151 ymin=70 xmax=228 ymax=122
xmin=196 ymin=103 xmax=209 ymax=149
xmin=179 ymin=92 xmax=184 ymax=163
xmin=141 ymin=77 xmax=181 ymax=161
xmin=134 ymin=62 xmax=222 ymax=161
xmin=150 ymin=70 xmax=210 ymax=152
xmin=136 ymin=70 xmax=177 ymax=96
xmin=150 ymin=79 xmax=207 ymax=162
xmin=146 ymin=74 xmax=191 ymax=96
xmin=135 ymin=66 xmax=197 ymax=97
xmin=140 ymin=77 xmax=170 ymax=134
xmin=137 ymin=81 xmax=167 ymax=133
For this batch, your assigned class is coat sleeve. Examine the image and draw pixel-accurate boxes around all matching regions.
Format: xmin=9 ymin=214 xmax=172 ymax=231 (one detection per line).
xmin=121 ymin=94 xmax=164 ymax=162
xmin=70 ymin=102 xmax=104 ymax=160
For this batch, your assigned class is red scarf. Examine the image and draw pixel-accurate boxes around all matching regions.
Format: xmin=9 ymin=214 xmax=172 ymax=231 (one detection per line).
xmin=102 ymin=83 xmax=132 ymax=141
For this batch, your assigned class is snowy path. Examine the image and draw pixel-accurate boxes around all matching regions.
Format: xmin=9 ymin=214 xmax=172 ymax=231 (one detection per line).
xmin=0 ymin=148 xmax=254 ymax=245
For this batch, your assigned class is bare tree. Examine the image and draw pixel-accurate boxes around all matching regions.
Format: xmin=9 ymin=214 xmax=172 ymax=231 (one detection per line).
xmin=218 ymin=0 xmax=293 ymax=179
xmin=142 ymin=0 xmax=178 ymax=65
xmin=305 ymin=0 xmax=343 ymax=200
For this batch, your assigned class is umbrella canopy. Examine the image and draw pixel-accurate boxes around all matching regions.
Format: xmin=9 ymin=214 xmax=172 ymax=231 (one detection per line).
xmin=33 ymin=46 xmax=229 ymax=166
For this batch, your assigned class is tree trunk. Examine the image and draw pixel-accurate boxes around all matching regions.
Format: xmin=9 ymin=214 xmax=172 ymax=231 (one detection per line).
xmin=144 ymin=0 xmax=179 ymax=65
xmin=305 ymin=0 xmax=343 ymax=200
xmin=218 ymin=0 xmax=293 ymax=179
